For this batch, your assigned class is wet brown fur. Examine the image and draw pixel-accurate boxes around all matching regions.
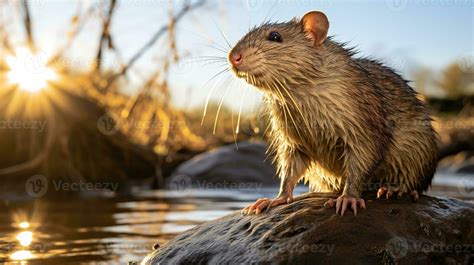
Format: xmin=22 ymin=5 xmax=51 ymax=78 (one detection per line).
xmin=229 ymin=17 xmax=438 ymax=199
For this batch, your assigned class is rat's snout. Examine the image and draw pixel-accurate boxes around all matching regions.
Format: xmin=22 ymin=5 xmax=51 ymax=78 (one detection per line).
xmin=229 ymin=51 xmax=243 ymax=68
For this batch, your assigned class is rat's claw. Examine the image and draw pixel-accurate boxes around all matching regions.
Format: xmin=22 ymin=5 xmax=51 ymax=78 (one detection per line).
xmin=410 ymin=190 xmax=419 ymax=202
xmin=241 ymin=196 xmax=289 ymax=215
xmin=265 ymin=195 xmax=292 ymax=213
xmin=377 ymin=186 xmax=420 ymax=202
xmin=377 ymin=186 xmax=402 ymax=199
xmin=324 ymin=195 xmax=366 ymax=216
xmin=326 ymin=195 xmax=365 ymax=216
xmin=324 ymin=198 xmax=336 ymax=208
xmin=377 ymin=186 xmax=387 ymax=198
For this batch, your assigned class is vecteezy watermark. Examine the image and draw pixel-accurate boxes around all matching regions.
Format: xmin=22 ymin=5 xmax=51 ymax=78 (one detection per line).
xmin=385 ymin=236 xmax=474 ymax=260
xmin=25 ymin=175 xmax=48 ymax=198
xmin=169 ymin=58 xmax=197 ymax=76
xmin=457 ymin=51 xmax=474 ymax=73
xmin=97 ymin=112 xmax=120 ymax=136
xmin=97 ymin=112 xmax=185 ymax=136
xmin=168 ymin=174 xmax=193 ymax=191
xmin=385 ymin=0 xmax=409 ymax=12
xmin=52 ymin=180 xmax=119 ymax=193
xmin=385 ymin=0 xmax=471 ymax=11
xmin=25 ymin=175 xmax=119 ymax=197
xmin=97 ymin=239 xmax=150 ymax=259
xmin=457 ymin=176 xmax=474 ymax=198
xmin=119 ymin=0 xmax=187 ymax=6
xmin=241 ymin=0 xmax=331 ymax=13
xmin=0 ymin=120 xmax=47 ymax=132
xmin=167 ymin=174 xmax=264 ymax=191
xmin=0 ymin=241 xmax=52 ymax=254
xmin=241 ymin=0 xmax=266 ymax=13
xmin=385 ymin=236 xmax=409 ymax=259
xmin=272 ymin=243 xmax=335 ymax=256
xmin=7 ymin=0 xmax=46 ymax=7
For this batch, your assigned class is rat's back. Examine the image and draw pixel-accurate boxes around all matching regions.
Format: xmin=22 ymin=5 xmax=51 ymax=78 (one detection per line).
xmin=355 ymin=58 xmax=438 ymax=193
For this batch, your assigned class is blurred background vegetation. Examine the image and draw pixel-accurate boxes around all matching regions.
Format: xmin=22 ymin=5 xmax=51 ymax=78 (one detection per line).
xmin=0 ymin=0 xmax=472 ymax=194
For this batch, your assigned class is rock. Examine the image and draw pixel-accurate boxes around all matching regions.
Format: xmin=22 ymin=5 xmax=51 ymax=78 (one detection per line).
xmin=142 ymin=194 xmax=474 ymax=264
xmin=166 ymin=141 xmax=278 ymax=189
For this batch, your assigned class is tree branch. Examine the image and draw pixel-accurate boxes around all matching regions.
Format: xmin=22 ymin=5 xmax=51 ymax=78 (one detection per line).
xmin=95 ymin=0 xmax=117 ymax=71
xmin=102 ymin=0 xmax=205 ymax=91
xmin=21 ymin=0 xmax=34 ymax=49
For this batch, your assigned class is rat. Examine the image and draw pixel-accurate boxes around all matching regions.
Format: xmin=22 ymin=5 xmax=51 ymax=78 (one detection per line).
xmin=227 ymin=11 xmax=438 ymax=216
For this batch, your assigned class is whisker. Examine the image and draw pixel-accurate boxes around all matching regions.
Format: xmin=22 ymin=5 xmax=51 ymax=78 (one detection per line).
xmin=263 ymin=1 xmax=279 ymax=24
xmin=236 ymin=82 xmax=247 ymax=134
xmin=187 ymin=59 xmax=227 ymax=66
xmin=204 ymin=44 xmax=229 ymax=54
xmin=230 ymin=85 xmax=238 ymax=149
xmin=270 ymin=80 xmax=289 ymax=136
xmin=213 ymin=20 xmax=232 ymax=48
xmin=179 ymin=27 xmax=230 ymax=52
xmin=189 ymin=59 xmax=227 ymax=65
xmin=274 ymin=78 xmax=312 ymax=135
xmin=202 ymin=68 xmax=230 ymax=125
xmin=200 ymin=61 xmax=229 ymax=68
xmin=191 ymin=55 xmax=227 ymax=59
xmin=213 ymin=79 xmax=231 ymax=134
xmin=271 ymin=79 xmax=303 ymax=140
xmin=188 ymin=57 xmax=226 ymax=62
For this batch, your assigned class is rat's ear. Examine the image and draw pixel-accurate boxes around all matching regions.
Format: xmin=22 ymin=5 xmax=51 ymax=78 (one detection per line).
xmin=301 ymin=11 xmax=329 ymax=46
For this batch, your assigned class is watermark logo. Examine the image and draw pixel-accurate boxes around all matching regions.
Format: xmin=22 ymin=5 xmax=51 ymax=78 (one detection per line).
xmin=8 ymin=0 xmax=45 ymax=7
xmin=385 ymin=236 xmax=409 ymax=259
xmin=97 ymin=112 xmax=120 ymax=136
xmin=0 ymin=120 xmax=47 ymax=132
xmin=170 ymin=58 xmax=196 ymax=76
xmin=458 ymin=52 xmax=474 ymax=73
xmin=25 ymin=175 xmax=119 ymax=197
xmin=168 ymin=174 xmax=192 ymax=191
xmin=97 ymin=240 xmax=114 ymax=256
xmin=25 ymin=175 xmax=48 ymax=198
xmin=24 ymin=51 xmax=49 ymax=75
xmin=241 ymin=0 xmax=266 ymax=13
xmin=457 ymin=177 xmax=473 ymax=197
xmin=385 ymin=0 xmax=409 ymax=11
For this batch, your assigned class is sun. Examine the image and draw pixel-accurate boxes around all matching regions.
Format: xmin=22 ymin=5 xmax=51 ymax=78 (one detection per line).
xmin=6 ymin=48 xmax=58 ymax=93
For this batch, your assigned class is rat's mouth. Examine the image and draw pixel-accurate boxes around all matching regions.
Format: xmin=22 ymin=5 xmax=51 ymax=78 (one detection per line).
xmin=230 ymin=66 xmax=263 ymax=82
xmin=229 ymin=65 xmax=245 ymax=77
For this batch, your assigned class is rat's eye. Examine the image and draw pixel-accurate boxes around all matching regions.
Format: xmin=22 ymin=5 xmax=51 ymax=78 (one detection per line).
xmin=268 ymin=31 xmax=282 ymax=42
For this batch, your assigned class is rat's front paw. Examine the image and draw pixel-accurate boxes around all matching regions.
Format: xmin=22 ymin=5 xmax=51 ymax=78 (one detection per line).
xmin=241 ymin=195 xmax=293 ymax=215
xmin=325 ymin=194 xmax=366 ymax=216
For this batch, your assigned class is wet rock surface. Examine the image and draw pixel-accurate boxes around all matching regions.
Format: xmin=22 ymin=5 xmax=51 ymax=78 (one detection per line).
xmin=142 ymin=194 xmax=474 ymax=265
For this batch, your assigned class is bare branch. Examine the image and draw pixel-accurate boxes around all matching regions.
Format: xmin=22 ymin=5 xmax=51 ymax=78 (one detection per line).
xmin=49 ymin=2 xmax=99 ymax=64
xmin=102 ymin=0 xmax=206 ymax=91
xmin=21 ymin=0 xmax=34 ymax=49
xmin=95 ymin=0 xmax=117 ymax=71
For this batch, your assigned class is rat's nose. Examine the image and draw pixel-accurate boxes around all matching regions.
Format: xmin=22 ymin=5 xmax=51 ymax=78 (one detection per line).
xmin=230 ymin=53 xmax=243 ymax=67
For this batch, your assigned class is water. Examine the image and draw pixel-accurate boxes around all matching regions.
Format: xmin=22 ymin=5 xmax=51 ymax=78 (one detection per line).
xmin=0 ymin=188 xmax=287 ymax=264
xmin=0 ymin=174 xmax=472 ymax=264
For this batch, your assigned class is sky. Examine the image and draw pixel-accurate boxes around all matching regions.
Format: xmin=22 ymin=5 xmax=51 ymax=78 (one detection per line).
xmin=1 ymin=0 xmax=472 ymax=111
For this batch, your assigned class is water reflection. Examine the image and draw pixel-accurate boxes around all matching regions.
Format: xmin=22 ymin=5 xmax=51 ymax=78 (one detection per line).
xmin=0 ymin=174 xmax=471 ymax=264
xmin=10 ymin=250 xmax=34 ymax=261
xmin=0 ymin=188 xmax=271 ymax=264
xmin=16 ymin=231 xmax=33 ymax=247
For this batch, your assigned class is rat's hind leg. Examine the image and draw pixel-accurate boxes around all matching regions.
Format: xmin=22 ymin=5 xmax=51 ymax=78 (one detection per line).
xmin=377 ymin=185 xmax=419 ymax=202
